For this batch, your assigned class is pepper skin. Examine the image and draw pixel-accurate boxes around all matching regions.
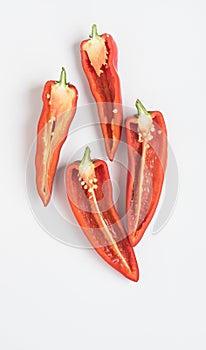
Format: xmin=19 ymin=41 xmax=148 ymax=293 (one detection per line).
xmin=126 ymin=100 xmax=167 ymax=246
xmin=80 ymin=24 xmax=123 ymax=161
xmin=66 ymin=147 xmax=139 ymax=282
xmin=35 ymin=68 xmax=78 ymax=206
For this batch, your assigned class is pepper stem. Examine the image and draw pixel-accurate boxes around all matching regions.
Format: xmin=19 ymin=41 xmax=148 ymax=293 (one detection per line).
xmin=90 ymin=24 xmax=99 ymax=40
xmin=79 ymin=147 xmax=93 ymax=174
xmin=59 ymin=67 xmax=67 ymax=87
xmin=135 ymin=99 xmax=150 ymax=117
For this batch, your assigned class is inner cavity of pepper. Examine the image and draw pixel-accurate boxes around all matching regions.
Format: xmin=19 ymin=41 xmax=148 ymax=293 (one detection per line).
xmin=84 ymin=41 xmax=115 ymax=103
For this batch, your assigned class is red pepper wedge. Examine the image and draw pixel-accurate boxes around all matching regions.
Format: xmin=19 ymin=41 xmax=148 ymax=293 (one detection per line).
xmin=66 ymin=147 xmax=139 ymax=282
xmin=35 ymin=67 xmax=78 ymax=206
xmin=126 ymin=100 xmax=167 ymax=246
xmin=80 ymin=24 xmax=123 ymax=161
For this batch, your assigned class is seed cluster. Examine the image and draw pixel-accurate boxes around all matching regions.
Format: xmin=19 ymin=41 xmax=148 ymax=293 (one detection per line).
xmin=78 ymin=175 xmax=98 ymax=200
xmin=138 ymin=122 xmax=155 ymax=143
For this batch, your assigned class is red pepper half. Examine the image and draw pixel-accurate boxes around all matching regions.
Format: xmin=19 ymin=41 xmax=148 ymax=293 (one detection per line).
xmin=80 ymin=24 xmax=123 ymax=161
xmin=66 ymin=147 xmax=139 ymax=282
xmin=126 ymin=100 xmax=167 ymax=246
xmin=35 ymin=68 xmax=78 ymax=206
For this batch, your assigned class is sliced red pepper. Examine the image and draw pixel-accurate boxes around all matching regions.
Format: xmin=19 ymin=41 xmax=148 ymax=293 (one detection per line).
xmin=66 ymin=147 xmax=139 ymax=282
xmin=126 ymin=100 xmax=167 ymax=246
xmin=35 ymin=68 xmax=78 ymax=206
xmin=80 ymin=24 xmax=123 ymax=161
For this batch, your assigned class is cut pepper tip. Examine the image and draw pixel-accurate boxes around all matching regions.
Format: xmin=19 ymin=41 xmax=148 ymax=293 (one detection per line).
xmin=108 ymin=154 xmax=114 ymax=162
xmin=127 ymin=269 xmax=139 ymax=282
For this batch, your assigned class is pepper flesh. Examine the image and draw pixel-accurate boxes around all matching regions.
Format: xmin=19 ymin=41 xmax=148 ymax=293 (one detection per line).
xmin=80 ymin=24 xmax=123 ymax=161
xmin=126 ymin=100 xmax=167 ymax=246
xmin=35 ymin=68 xmax=78 ymax=206
xmin=66 ymin=147 xmax=139 ymax=282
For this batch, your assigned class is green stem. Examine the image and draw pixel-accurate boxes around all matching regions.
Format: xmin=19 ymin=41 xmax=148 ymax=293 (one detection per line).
xmin=90 ymin=24 xmax=99 ymax=40
xmin=135 ymin=99 xmax=150 ymax=117
xmin=59 ymin=67 xmax=67 ymax=87
xmin=80 ymin=147 xmax=93 ymax=173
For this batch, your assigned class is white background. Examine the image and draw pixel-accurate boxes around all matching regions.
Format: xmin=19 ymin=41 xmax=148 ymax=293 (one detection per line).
xmin=1 ymin=0 xmax=206 ymax=349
